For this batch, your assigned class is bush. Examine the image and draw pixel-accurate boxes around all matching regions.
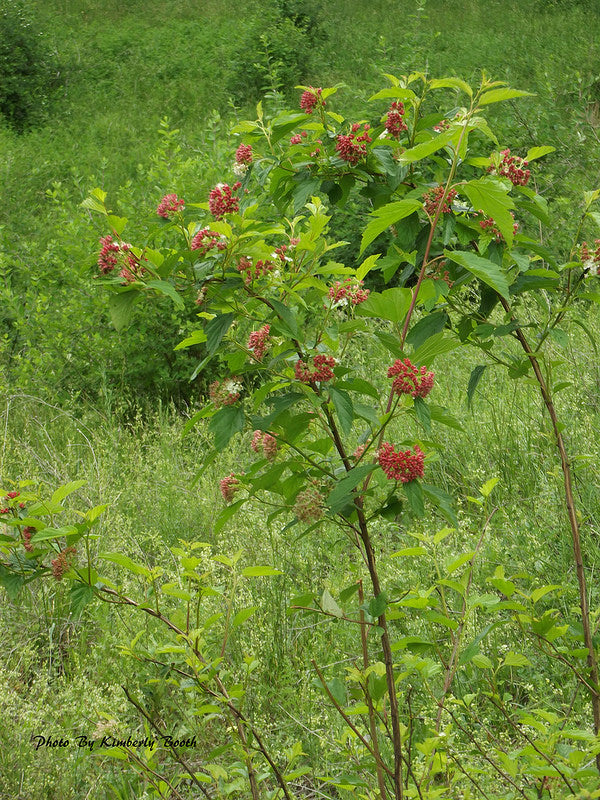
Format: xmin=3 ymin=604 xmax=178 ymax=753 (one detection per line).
xmin=0 ymin=0 xmax=60 ymax=132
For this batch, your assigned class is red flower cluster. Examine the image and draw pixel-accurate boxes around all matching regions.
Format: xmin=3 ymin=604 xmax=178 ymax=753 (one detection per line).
xmin=422 ymin=186 xmax=457 ymax=217
xmin=385 ymin=101 xmax=408 ymax=138
xmin=5 ymin=491 xmax=20 ymax=500
xmin=209 ymin=182 xmax=241 ymax=220
xmin=335 ymin=123 xmax=372 ymax=166
xmin=22 ymin=526 xmax=35 ymax=552
xmin=328 ymin=278 xmax=370 ymax=306
xmin=433 ymin=119 xmax=450 ymax=132
xmin=209 ymin=378 xmax=242 ymax=407
xmin=388 ymin=358 xmax=434 ymax=399
xmin=235 ymin=144 xmax=253 ymax=165
xmin=251 ymin=430 xmax=277 ymax=461
xmin=300 ymin=87 xmax=323 ymax=114
xmin=581 ymin=240 xmax=600 ymax=276
xmin=51 ymin=546 xmax=77 ymax=581
xmin=290 ymin=131 xmax=308 ymax=145
xmin=247 ymin=324 xmax=271 ymax=360
xmin=191 ymin=227 xmax=227 ymax=256
xmin=156 ymin=193 xmax=185 ymax=218
xmin=98 ymin=235 xmax=120 ymax=274
xmin=378 ymin=443 xmax=424 ymax=483
xmin=3 ymin=490 xmax=25 ymax=510
xmin=491 ymin=149 xmax=530 ymax=186
xmin=478 ymin=212 xmax=518 ymax=241
xmin=97 ymin=235 xmax=143 ymax=283
xmin=236 ymin=256 xmax=274 ymax=284
xmin=220 ymin=474 xmax=240 ymax=503
xmin=294 ymin=486 xmax=324 ymax=522
xmin=295 ymin=354 xmax=336 ymax=384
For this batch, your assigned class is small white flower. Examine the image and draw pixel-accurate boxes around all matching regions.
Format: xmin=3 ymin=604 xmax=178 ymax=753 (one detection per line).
xmin=233 ymin=162 xmax=248 ymax=177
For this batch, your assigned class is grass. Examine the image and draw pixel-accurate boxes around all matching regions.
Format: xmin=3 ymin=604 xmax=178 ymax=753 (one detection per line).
xmin=3 ymin=0 xmax=600 ymax=796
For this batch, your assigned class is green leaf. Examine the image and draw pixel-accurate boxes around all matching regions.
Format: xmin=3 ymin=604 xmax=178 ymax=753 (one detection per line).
xmin=501 ymin=651 xmax=532 ymax=668
xmin=51 ymin=480 xmax=87 ymax=505
xmin=413 ymin=397 xmax=431 ymax=433
xmin=174 ymin=330 xmax=208 ymax=350
xmin=446 ymin=551 xmax=476 ymax=574
xmin=356 ymin=253 xmax=381 ymax=281
xmin=145 ymin=280 xmax=184 ymax=309
xmin=242 ymin=566 xmax=283 ymax=577
xmin=329 ymin=387 xmax=354 ymax=435
xmin=214 ymin=498 xmax=245 ymax=533
xmin=460 ymin=177 xmax=516 ymax=248
xmin=232 ymin=606 xmax=257 ymax=627
xmin=368 ymin=592 xmax=388 ymax=618
xmin=360 ymin=200 xmax=422 ymax=253
xmin=327 ymin=464 xmax=375 ymax=514
xmin=31 ymin=525 xmax=78 ymax=542
xmin=326 ymin=677 xmax=346 ymax=705
xmin=0 ymin=565 xmax=24 ymax=600
xmin=479 ymin=88 xmax=532 ymax=106
xmin=391 ymin=546 xmax=427 ymax=557
xmin=109 ymin=290 xmax=140 ymax=332
xmin=422 ymin=484 xmax=457 ymax=526
xmin=411 ymin=331 xmax=459 ymax=366
xmin=270 ymin=298 xmax=299 ymax=338
xmin=445 ymin=249 xmax=510 ymax=299
xmin=70 ymin=583 xmax=95 ymax=615
xmin=161 ymin=583 xmax=193 ymax=601
xmin=356 ymin=287 xmax=412 ymax=323
xmin=398 ymin=128 xmax=457 ymax=164
xmin=531 ymin=585 xmax=562 ymax=604
xmin=403 ymin=480 xmax=424 ymax=516
xmin=429 ymin=77 xmax=473 ymax=97
xmin=467 ymin=365 xmax=486 ymax=408
xmin=209 ymin=406 xmax=244 ymax=451
xmin=405 ymin=311 xmax=448 ymax=350
xmin=205 ymin=313 xmax=234 ymax=356
xmin=321 ymin=589 xmax=343 ymax=618
xmin=99 ymin=552 xmax=152 ymax=579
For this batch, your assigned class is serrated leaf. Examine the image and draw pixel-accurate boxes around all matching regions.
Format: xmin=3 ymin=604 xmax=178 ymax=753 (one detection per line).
xmin=479 ymin=88 xmax=532 ymax=106
xmin=241 ymin=566 xmax=283 ymax=577
xmin=321 ymin=589 xmax=343 ymax=618
xmin=445 ymin=249 xmax=510 ymax=299
xmin=109 ymin=290 xmax=140 ymax=332
xmin=531 ymin=585 xmax=562 ymax=604
xmin=209 ymin=406 xmax=244 ymax=451
xmin=446 ymin=551 xmax=476 ymax=574
xmin=398 ymin=128 xmax=457 ymax=163
xmin=356 ymin=287 xmax=412 ymax=323
xmin=356 ymin=253 xmax=381 ymax=281
xmin=205 ymin=313 xmax=234 ymax=356
xmin=501 ymin=651 xmax=532 ymax=667
xmin=368 ymin=592 xmax=388 ymax=618
xmin=100 ymin=552 xmax=152 ymax=579
xmin=174 ymin=330 xmax=207 ymax=350
xmin=391 ymin=546 xmax=427 ymax=557
xmin=360 ymin=200 xmax=422 ymax=253
xmin=329 ymin=387 xmax=353 ymax=435
xmin=145 ymin=279 xmax=184 ymax=309
xmin=51 ymin=480 xmax=87 ymax=505
xmin=411 ymin=331 xmax=459 ymax=366
xmin=403 ymin=479 xmax=424 ymax=516
xmin=327 ymin=464 xmax=375 ymax=514
xmin=429 ymin=77 xmax=473 ymax=97
xmin=460 ymin=178 xmax=516 ymax=248
xmin=232 ymin=606 xmax=257 ymax=627
xmin=467 ymin=365 xmax=486 ymax=408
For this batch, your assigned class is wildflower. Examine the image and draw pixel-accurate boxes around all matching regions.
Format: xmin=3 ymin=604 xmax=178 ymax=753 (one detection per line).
xmin=290 ymin=134 xmax=302 ymax=145
xmin=335 ymin=124 xmax=372 ymax=166
xmin=478 ymin=211 xmax=519 ymax=241
xmin=4 ymin=491 xmax=20 ymax=500
xmin=378 ymin=443 xmax=425 ymax=483
xmin=22 ymin=526 xmax=35 ymax=552
xmin=251 ymin=430 xmax=277 ymax=461
xmin=327 ymin=277 xmax=370 ymax=306
xmin=0 ymin=507 xmax=9 ymax=514
xmin=300 ymin=87 xmax=323 ymax=114
xmin=51 ymin=546 xmax=77 ymax=581
xmin=235 ymin=144 xmax=253 ymax=165
xmin=489 ymin=149 xmax=530 ymax=187
xmin=247 ymin=324 xmax=271 ymax=360
xmin=209 ymin=378 xmax=242 ymax=407
xmin=295 ymin=354 xmax=336 ymax=384
xmin=191 ymin=227 xmax=226 ymax=256
xmin=388 ymin=358 xmax=434 ymax=399
xmin=220 ymin=473 xmax=240 ymax=503
xmin=236 ymin=256 xmax=274 ymax=284
xmin=294 ymin=486 xmax=324 ymax=522
xmin=97 ymin=235 xmax=120 ymax=274
xmin=156 ymin=193 xmax=185 ymax=218
xmin=208 ymin=182 xmax=241 ymax=220
xmin=353 ymin=441 xmax=370 ymax=460
xmin=385 ymin=101 xmax=408 ymax=138
xmin=433 ymin=119 xmax=450 ymax=132
xmin=422 ymin=186 xmax=457 ymax=217
xmin=581 ymin=240 xmax=600 ymax=276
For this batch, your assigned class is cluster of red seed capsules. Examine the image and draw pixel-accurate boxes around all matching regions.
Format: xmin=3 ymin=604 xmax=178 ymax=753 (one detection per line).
xmin=209 ymin=182 xmax=241 ymax=220
xmin=385 ymin=101 xmax=408 ymax=138
xmin=335 ymin=123 xmax=373 ymax=166
xmin=191 ymin=228 xmax=227 ymax=256
xmin=209 ymin=378 xmax=243 ymax=407
xmin=236 ymin=256 xmax=274 ymax=285
xmin=327 ymin=278 xmax=370 ymax=306
xmin=247 ymin=324 xmax=271 ymax=360
xmin=489 ymin=149 xmax=531 ymax=186
xmin=294 ymin=354 xmax=336 ymax=384
xmin=422 ymin=185 xmax=458 ymax=217
xmin=580 ymin=240 xmax=600 ymax=276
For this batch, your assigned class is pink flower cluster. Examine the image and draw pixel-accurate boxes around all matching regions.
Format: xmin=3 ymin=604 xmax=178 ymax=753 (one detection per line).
xmin=220 ymin=474 xmax=240 ymax=503
xmin=156 ymin=193 xmax=185 ymax=218
xmin=328 ymin=278 xmax=370 ymax=306
xmin=22 ymin=525 xmax=35 ymax=552
xmin=236 ymin=256 xmax=274 ymax=284
xmin=295 ymin=354 xmax=336 ymax=384
xmin=290 ymin=131 xmax=308 ymax=145
xmin=209 ymin=378 xmax=242 ymax=407
xmin=378 ymin=443 xmax=424 ymax=483
xmin=300 ymin=87 xmax=323 ymax=114
xmin=251 ymin=430 xmax=277 ymax=461
xmin=335 ymin=123 xmax=372 ymax=166
xmin=191 ymin=228 xmax=227 ymax=256
xmin=422 ymin=186 xmax=457 ymax=217
xmin=209 ymin=182 xmax=241 ymax=220
xmin=97 ymin=235 xmax=144 ymax=284
xmin=235 ymin=144 xmax=253 ymax=165
xmin=294 ymin=486 xmax=324 ymax=522
xmin=385 ymin=101 xmax=408 ymax=139
xmin=433 ymin=119 xmax=450 ymax=132
xmin=247 ymin=324 xmax=271 ymax=360
xmin=491 ymin=149 xmax=530 ymax=186
xmin=388 ymin=358 xmax=434 ymax=399
xmin=51 ymin=546 xmax=77 ymax=581
xmin=581 ymin=240 xmax=600 ymax=276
